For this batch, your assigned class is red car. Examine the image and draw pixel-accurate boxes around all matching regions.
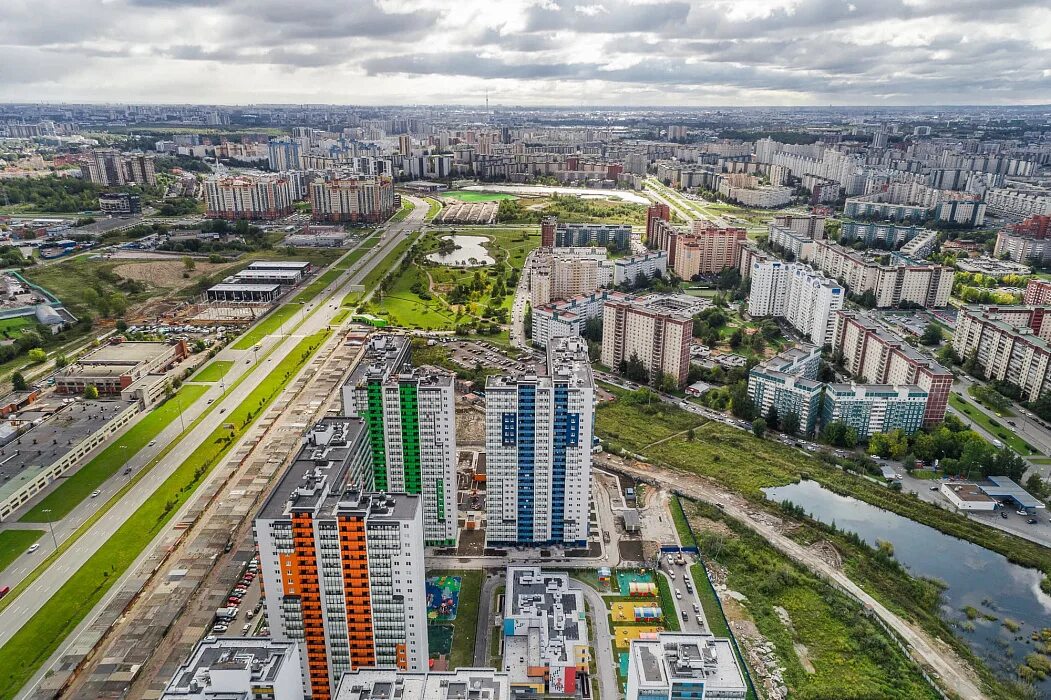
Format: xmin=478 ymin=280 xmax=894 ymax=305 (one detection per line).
xmin=0 ymin=586 xmax=9 ymax=599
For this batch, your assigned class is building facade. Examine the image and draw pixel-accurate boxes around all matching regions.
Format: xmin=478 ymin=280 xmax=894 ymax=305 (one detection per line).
xmin=747 ymin=346 xmax=824 ymax=436
xmin=822 ymin=383 xmax=928 ymax=438
xmin=204 ymin=174 xmax=295 ymax=220
xmin=601 ymin=296 xmax=693 ymax=388
xmin=485 ymin=338 xmax=594 ymax=547
xmin=531 ymin=290 xmax=629 ymax=348
xmin=748 ymin=261 xmax=844 ymax=346
xmin=614 ymin=250 xmax=669 ymax=287
xmin=342 ymin=336 xmax=457 ymax=546
xmin=310 ymin=175 xmax=395 ymax=224
xmin=952 ymin=305 xmax=1051 ymax=401
xmin=255 ymin=419 xmax=428 ymax=700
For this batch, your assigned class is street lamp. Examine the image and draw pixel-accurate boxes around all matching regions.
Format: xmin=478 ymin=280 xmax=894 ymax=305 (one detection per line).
xmin=175 ymin=390 xmax=186 ymax=432
xmin=42 ymin=508 xmax=58 ymax=550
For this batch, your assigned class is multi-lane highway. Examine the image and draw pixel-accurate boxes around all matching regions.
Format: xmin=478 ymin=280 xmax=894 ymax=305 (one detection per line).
xmin=0 ymin=196 xmax=427 ymax=697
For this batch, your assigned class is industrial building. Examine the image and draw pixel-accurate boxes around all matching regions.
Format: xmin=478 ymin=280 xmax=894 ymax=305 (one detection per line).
xmin=230 ymin=268 xmax=304 ymax=286
xmin=342 ymin=335 xmax=458 ymax=546
xmin=485 ymin=337 xmax=594 ymax=548
xmin=625 ymin=633 xmax=748 ymax=700
xmin=255 ymin=417 xmax=428 ymax=699
xmin=55 ymin=339 xmax=189 ymax=396
xmin=502 ymin=567 xmax=589 ymax=696
xmin=206 ymin=283 xmax=281 ymax=304
xmin=0 ymin=398 xmax=139 ymax=521
xmin=161 ymin=638 xmax=304 ymax=700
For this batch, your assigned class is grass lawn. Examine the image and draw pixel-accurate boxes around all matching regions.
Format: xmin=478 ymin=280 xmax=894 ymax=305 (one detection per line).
xmin=966 ymin=385 xmax=1015 ymax=417
xmin=670 ymin=497 xmax=696 ymax=547
xmin=0 ymin=316 xmax=36 ymax=335
xmin=0 ymin=530 xmax=44 ymax=574
xmin=910 ymin=469 xmax=941 ymax=480
xmin=949 ymin=394 xmax=1034 ymax=455
xmin=374 ymin=264 xmax=458 ymax=330
xmin=0 ymin=331 xmax=329 ymax=698
xmin=441 ymin=191 xmax=517 ymax=202
xmin=191 ymin=360 xmax=233 ymax=383
xmin=19 ymin=385 xmax=210 ymax=522
xmin=654 ymin=572 xmax=681 ymax=632
xmin=343 ymin=232 xmax=423 ymax=308
xmin=596 ymin=387 xmax=706 ymax=452
xmin=684 ymin=501 xmax=939 ymax=700
xmin=390 ymin=199 xmax=415 ymax=222
xmin=426 ymin=569 xmax=482 ymax=668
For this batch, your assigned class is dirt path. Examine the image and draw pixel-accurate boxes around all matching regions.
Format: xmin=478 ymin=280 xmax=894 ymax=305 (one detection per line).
xmin=616 ymin=460 xmax=987 ymax=700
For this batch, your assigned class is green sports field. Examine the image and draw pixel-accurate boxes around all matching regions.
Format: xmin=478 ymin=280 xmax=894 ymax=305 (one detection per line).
xmin=440 ymin=191 xmax=517 ymax=202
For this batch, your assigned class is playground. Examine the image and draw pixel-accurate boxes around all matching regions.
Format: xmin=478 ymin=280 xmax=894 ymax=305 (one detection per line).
xmin=615 ymin=570 xmax=657 ymax=597
xmin=426 ymin=575 xmax=462 ymax=622
xmin=610 ymin=602 xmax=663 ymax=623
xmin=614 ymin=625 xmax=663 ymax=649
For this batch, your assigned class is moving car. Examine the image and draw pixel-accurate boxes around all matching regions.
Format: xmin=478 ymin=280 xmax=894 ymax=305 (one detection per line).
xmin=27 ymin=544 xmax=40 ymax=553
xmin=91 ymin=490 xmax=101 ymax=498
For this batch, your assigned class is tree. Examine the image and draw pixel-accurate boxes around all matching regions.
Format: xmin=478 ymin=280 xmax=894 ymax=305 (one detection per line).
xmin=765 ymin=404 xmax=779 ymax=430
xmin=728 ymin=382 xmax=755 ymax=420
xmin=83 ymin=385 xmax=99 ymax=399
xmin=11 ymin=372 xmax=27 ymax=391
xmin=27 ymin=348 xmax=46 ymax=363
xmin=659 ymin=373 xmax=678 ymax=394
xmin=182 ymin=256 xmax=196 ymax=272
xmin=919 ymin=324 xmax=943 ymax=346
xmin=54 ymin=354 xmax=69 ymax=368
xmin=115 ymin=319 xmax=128 ymax=333
xmin=728 ymin=329 xmax=744 ymax=349
xmin=751 ymin=417 xmax=767 ymax=438
xmin=962 ymin=349 xmax=981 ymax=378
xmin=782 ymin=411 xmax=800 ymax=436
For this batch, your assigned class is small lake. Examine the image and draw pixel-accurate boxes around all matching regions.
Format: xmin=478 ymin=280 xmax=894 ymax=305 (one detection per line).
xmin=764 ymin=479 xmax=1051 ymax=693
xmin=425 ymin=235 xmax=494 ymax=267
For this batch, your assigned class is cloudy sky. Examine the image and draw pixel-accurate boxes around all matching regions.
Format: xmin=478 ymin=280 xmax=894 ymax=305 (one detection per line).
xmin=3 ymin=0 xmax=1051 ymax=106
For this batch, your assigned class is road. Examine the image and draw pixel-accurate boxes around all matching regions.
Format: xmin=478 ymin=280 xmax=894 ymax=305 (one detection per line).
xmin=474 ymin=571 xmax=504 ymax=667
xmin=0 ymin=197 xmax=428 ymax=697
xmin=657 ymin=563 xmax=709 ymax=633
xmin=568 ymin=579 xmax=617 ymax=700
xmin=614 ymin=460 xmax=987 ymax=700
xmin=952 ymin=375 xmax=1051 ymax=465
xmin=509 ymin=248 xmax=537 ymax=349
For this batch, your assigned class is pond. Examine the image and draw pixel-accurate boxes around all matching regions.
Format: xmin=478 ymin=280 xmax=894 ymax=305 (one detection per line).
xmin=764 ymin=479 xmax=1051 ymax=693
xmin=425 ymin=235 xmax=494 ymax=267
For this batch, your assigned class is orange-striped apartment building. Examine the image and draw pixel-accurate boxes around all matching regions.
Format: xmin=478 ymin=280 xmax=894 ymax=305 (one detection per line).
xmin=256 ymin=417 xmax=429 ymax=699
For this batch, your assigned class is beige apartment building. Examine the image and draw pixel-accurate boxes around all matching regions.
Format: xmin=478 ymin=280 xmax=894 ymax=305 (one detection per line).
xmin=807 ymin=240 xmax=954 ymax=308
xmin=601 ymin=297 xmax=692 ymax=388
xmin=952 ymin=306 xmax=1051 ymax=401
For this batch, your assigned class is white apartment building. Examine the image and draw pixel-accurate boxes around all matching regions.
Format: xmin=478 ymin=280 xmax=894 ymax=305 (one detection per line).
xmin=984 ymin=188 xmax=1051 ymax=219
xmin=747 ymin=346 xmax=824 ymax=436
xmin=748 ymin=261 xmax=843 ymax=346
xmin=343 ymin=336 xmax=457 ymax=546
xmin=485 ymin=338 xmax=594 ymax=547
xmin=807 ymin=241 xmax=953 ymax=308
xmin=161 ymin=638 xmax=304 ymax=700
xmin=767 ymin=223 xmax=816 ymax=260
xmin=255 ymin=420 xmax=428 ymax=699
xmin=614 ymin=250 xmax=669 ymax=286
xmin=531 ymin=290 xmax=629 ymax=348
xmin=601 ymin=297 xmax=693 ymax=388
xmin=529 ymin=249 xmax=611 ymax=307
xmin=625 ymin=633 xmax=747 ymax=700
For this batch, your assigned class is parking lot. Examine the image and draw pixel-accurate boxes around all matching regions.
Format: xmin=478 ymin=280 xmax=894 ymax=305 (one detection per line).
xmin=209 ymin=557 xmax=265 ymax=640
xmin=445 ymin=339 xmax=545 ymax=375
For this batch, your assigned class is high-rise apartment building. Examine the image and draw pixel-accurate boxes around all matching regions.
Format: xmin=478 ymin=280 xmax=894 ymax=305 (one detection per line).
xmin=648 ymin=219 xmax=746 ymax=279
xmin=269 ymin=139 xmax=303 ymax=171
xmin=645 ymin=203 xmax=670 ymax=244
xmin=310 ymin=175 xmax=395 ymax=223
xmin=822 ymin=383 xmax=928 ymax=438
xmin=806 ymin=241 xmax=953 ymax=308
xmin=532 ymin=290 xmax=629 ymax=348
xmin=204 ymin=174 xmax=295 ymax=220
xmin=125 ymin=153 xmax=157 ymax=187
xmin=529 ymin=250 xmax=610 ymax=308
xmin=255 ymin=419 xmax=428 ymax=700
xmin=540 ymin=217 xmax=631 ymax=251
xmin=485 ymin=337 xmax=594 ymax=547
xmin=747 ymin=346 xmax=824 ymax=436
xmin=342 ymin=336 xmax=457 ymax=546
xmin=833 ymin=311 xmax=952 ymax=426
xmin=1024 ymin=279 xmax=1051 ymax=305
xmin=952 ymin=305 xmax=1051 ymax=401
xmin=81 ymin=148 xmax=126 ymax=186
xmin=601 ymin=296 xmax=693 ymax=388
xmin=748 ymin=261 xmax=843 ymax=346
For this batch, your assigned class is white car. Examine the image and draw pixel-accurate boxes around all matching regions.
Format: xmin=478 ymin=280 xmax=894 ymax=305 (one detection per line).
xmin=27 ymin=544 xmax=40 ymax=553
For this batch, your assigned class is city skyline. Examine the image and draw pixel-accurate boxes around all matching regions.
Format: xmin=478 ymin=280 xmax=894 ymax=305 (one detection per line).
xmin=3 ymin=0 xmax=1051 ymax=106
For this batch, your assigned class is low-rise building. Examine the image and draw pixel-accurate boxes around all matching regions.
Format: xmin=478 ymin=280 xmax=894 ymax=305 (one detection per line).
xmin=161 ymin=638 xmax=304 ymax=700
xmin=55 ymin=339 xmax=188 ymax=396
xmin=335 ymin=669 xmax=510 ymax=700
xmin=503 ymin=567 xmax=589 ymax=696
xmin=205 ymin=283 xmax=281 ymax=304
xmin=0 ymin=398 xmax=139 ymax=521
xmin=625 ymin=632 xmax=748 ymax=700
xmin=98 ymin=191 xmax=142 ymax=215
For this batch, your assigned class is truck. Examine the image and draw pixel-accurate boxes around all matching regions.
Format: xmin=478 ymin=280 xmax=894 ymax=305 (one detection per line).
xmin=215 ymin=607 xmax=238 ymax=620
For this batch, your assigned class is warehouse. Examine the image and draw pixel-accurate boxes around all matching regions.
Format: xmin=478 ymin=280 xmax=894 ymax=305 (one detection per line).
xmin=56 ymin=340 xmax=189 ymax=396
xmin=206 ymin=283 xmax=281 ymax=303
xmin=231 ymin=268 xmax=303 ymax=286
xmin=246 ymin=260 xmax=311 ymax=275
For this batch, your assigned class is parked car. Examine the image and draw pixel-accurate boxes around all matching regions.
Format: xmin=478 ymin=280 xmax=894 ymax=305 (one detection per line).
xmin=1001 ymin=511 xmax=1010 ymax=519
xmin=1027 ymin=518 xmax=1038 ymax=525
xmin=0 ymin=586 xmax=10 ymax=599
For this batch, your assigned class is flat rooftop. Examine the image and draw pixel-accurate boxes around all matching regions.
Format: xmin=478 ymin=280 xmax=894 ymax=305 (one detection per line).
xmin=208 ymin=283 xmax=281 ymax=293
xmin=335 ymin=670 xmax=510 ymax=700
xmin=630 ymin=633 xmax=746 ymax=697
xmin=246 ymin=260 xmax=310 ymax=270
xmin=79 ymin=341 xmax=174 ymax=365
xmin=163 ymin=637 xmax=298 ymax=698
xmin=0 ymin=399 xmax=134 ymax=504
xmin=232 ymin=269 xmax=303 ymax=281
xmin=983 ymin=476 xmax=1044 ymax=510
